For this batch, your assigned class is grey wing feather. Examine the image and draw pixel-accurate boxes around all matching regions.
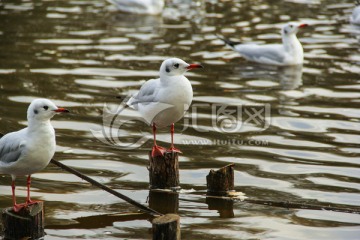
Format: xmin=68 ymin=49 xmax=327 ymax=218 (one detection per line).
xmin=0 ymin=130 xmax=26 ymax=165
xmin=127 ymin=79 xmax=159 ymax=109
xmin=235 ymin=44 xmax=285 ymax=64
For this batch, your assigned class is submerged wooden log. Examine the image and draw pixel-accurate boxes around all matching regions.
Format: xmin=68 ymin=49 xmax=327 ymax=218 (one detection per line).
xmin=148 ymin=152 xmax=180 ymax=189
xmin=206 ymin=164 xmax=235 ymax=196
xmin=149 ymin=190 xmax=179 ymax=214
xmin=152 ymin=214 xmax=180 ymax=240
xmin=1 ymin=201 xmax=45 ymax=239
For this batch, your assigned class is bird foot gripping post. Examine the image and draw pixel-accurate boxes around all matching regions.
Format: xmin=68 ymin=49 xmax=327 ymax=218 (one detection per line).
xmin=1 ymin=202 xmax=45 ymax=239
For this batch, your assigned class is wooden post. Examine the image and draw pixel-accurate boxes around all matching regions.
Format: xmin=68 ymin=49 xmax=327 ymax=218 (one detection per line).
xmin=1 ymin=202 xmax=45 ymax=239
xmin=148 ymin=152 xmax=180 ymax=189
xmin=206 ymin=164 xmax=235 ymax=218
xmin=206 ymin=164 xmax=234 ymax=196
xmin=152 ymin=214 xmax=180 ymax=240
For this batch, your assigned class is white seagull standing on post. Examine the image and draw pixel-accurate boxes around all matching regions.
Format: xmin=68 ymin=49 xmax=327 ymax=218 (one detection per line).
xmin=0 ymin=98 xmax=69 ymax=212
xmin=218 ymin=22 xmax=308 ymax=66
xmin=127 ymin=58 xmax=203 ymax=157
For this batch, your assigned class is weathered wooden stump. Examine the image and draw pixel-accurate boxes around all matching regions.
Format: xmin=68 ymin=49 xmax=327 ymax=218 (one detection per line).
xmin=1 ymin=201 xmax=45 ymax=239
xmin=148 ymin=152 xmax=180 ymax=189
xmin=152 ymin=214 xmax=180 ymax=240
xmin=206 ymin=163 xmax=234 ymax=196
xmin=206 ymin=164 xmax=235 ymax=218
xmin=149 ymin=190 xmax=179 ymax=214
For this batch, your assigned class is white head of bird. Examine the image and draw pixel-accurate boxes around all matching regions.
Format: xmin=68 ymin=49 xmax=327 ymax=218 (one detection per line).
xmin=27 ymin=98 xmax=69 ymax=123
xmin=159 ymin=58 xmax=203 ymax=78
xmin=282 ymin=23 xmax=308 ymax=36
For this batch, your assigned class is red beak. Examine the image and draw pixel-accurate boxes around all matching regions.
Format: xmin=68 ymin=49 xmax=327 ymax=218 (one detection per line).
xmin=186 ymin=64 xmax=204 ymax=70
xmin=54 ymin=108 xmax=69 ymax=113
xmin=298 ymin=23 xmax=308 ymax=28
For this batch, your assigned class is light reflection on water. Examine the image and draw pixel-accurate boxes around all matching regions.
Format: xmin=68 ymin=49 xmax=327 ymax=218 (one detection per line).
xmin=0 ymin=0 xmax=360 ymax=239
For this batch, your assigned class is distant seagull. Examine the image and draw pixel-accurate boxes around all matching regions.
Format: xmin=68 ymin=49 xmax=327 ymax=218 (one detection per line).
xmin=107 ymin=0 xmax=165 ymax=15
xmin=127 ymin=58 xmax=203 ymax=157
xmin=350 ymin=2 xmax=360 ymax=25
xmin=218 ymin=22 xmax=308 ymax=66
xmin=0 ymin=98 xmax=69 ymax=212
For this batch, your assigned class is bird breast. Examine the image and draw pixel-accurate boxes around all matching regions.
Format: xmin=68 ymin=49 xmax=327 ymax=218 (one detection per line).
xmin=15 ymin=127 xmax=56 ymax=175
xmin=151 ymin=76 xmax=193 ymax=127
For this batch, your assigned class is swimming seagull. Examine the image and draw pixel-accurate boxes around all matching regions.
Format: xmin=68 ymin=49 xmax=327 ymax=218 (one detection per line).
xmin=107 ymin=0 xmax=165 ymax=15
xmin=0 ymin=98 xmax=69 ymax=212
xmin=127 ymin=58 xmax=203 ymax=157
xmin=218 ymin=22 xmax=308 ymax=66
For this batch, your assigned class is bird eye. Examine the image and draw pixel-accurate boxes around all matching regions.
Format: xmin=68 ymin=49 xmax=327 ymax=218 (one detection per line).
xmin=289 ymin=25 xmax=293 ymax=28
xmin=43 ymin=106 xmax=48 ymax=110
xmin=174 ymin=63 xmax=179 ymax=69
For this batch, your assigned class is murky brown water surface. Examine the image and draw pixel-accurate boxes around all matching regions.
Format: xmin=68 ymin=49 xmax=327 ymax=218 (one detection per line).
xmin=1 ymin=0 xmax=360 ymax=239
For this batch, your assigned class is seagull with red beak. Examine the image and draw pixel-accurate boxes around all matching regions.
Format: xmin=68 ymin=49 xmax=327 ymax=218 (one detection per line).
xmin=218 ymin=22 xmax=308 ymax=66
xmin=127 ymin=58 xmax=203 ymax=157
xmin=0 ymin=98 xmax=69 ymax=212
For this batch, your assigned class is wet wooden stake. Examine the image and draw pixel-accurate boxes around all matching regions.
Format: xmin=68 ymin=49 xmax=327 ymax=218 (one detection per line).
xmin=152 ymin=214 xmax=180 ymax=240
xmin=1 ymin=202 xmax=45 ymax=239
xmin=206 ymin=164 xmax=235 ymax=196
xmin=148 ymin=152 xmax=180 ymax=189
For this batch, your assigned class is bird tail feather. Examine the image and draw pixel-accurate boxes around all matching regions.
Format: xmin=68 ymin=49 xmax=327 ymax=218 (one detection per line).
xmin=216 ymin=34 xmax=241 ymax=48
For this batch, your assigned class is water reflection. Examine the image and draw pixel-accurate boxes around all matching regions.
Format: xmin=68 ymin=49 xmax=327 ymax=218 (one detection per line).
xmin=206 ymin=197 xmax=234 ymax=218
xmin=108 ymin=13 xmax=163 ymax=29
xmin=235 ymin=64 xmax=303 ymax=91
xmin=148 ymin=191 xmax=179 ymax=214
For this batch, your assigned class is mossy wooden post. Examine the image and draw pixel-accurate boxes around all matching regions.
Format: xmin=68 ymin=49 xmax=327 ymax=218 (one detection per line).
xmin=206 ymin=164 xmax=235 ymax=196
xmin=1 ymin=202 xmax=45 ymax=239
xmin=152 ymin=214 xmax=180 ymax=240
xmin=148 ymin=152 xmax=180 ymax=189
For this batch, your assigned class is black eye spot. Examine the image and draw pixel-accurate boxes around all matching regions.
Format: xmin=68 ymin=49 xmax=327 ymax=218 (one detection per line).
xmin=43 ymin=106 xmax=48 ymax=110
xmin=290 ymin=25 xmax=293 ymax=28
xmin=34 ymin=109 xmax=38 ymax=114
xmin=174 ymin=63 xmax=179 ymax=69
xmin=166 ymin=67 xmax=170 ymax=73
xmin=284 ymin=29 xmax=288 ymax=34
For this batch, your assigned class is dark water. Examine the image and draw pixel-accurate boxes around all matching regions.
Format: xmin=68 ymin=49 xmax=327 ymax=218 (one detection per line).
xmin=1 ymin=0 xmax=360 ymax=239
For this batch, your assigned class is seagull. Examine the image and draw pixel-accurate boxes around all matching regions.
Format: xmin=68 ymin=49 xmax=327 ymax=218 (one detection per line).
xmin=107 ymin=0 xmax=165 ymax=15
xmin=0 ymin=98 xmax=69 ymax=212
xmin=218 ymin=22 xmax=308 ymax=66
xmin=350 ymin=3 xmax=360 ymax=25
xmin=127 ymin=58 xmax=203 ymax=157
